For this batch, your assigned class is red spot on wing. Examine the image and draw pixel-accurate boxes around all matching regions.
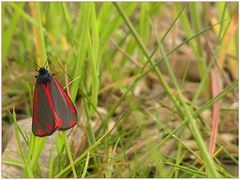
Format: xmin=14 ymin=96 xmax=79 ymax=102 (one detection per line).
xmin=53 ymin=79 xmax=76 ymax=115
xmin=42 ymin=83 xmax=60 ymax=125
xmin=47 ymin=122 xmax=53 ymax=131
xmin=70 ymin=120 xmax=76 ymax=127
xmin=38 ymin=129 xmax=45 ymax=136
xmin=33 ymin=83 xmax=38 ymax=125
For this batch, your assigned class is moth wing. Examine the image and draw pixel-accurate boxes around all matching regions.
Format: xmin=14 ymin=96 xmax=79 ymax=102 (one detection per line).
xmin=50 ymin=78 xmax=78 ymax=130
xmin=32 ymin=82 xmax=57 ymax=137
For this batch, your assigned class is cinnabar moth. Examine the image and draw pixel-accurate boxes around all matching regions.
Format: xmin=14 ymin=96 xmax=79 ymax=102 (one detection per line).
xmin=32 ymin=65 xmax=78 ymax=137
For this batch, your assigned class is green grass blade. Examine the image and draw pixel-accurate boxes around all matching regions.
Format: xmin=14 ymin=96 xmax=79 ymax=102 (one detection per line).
xmin=113 ymin=2 xmax=150 ymax=58
xmin=70 ymin=2 xmax=91 ymax=102
xmin=63 ymin=131 xmax=77 ymax=178
xmin=55 ymin=111 xmax=129 ymax=178
xmin=88 ymin=2 xmax=100 ymax=114
xmin=195 ymin=80 xmax=238 ymax=116
xmin=2 ymin=2 xmax=24 ymax=65
xmin=36 ymin=2 xmax=47 ymax=66
xmin=48 ymin=145 xmax=54 ymax=178
xmin=11 ymin=109 xmax=34 ymax=177
xmin=8 ymin=2 xmax=44 ymax=30
xmin=2 ymin=158 xmax=24 ymax=168
xmin=81 ymin=152 xmax=90 ymax=178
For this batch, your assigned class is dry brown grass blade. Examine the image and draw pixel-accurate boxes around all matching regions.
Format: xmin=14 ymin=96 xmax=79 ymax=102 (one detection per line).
xmin=217 ymin=12 xmax=238 ymax=68
xmin=209 ymin=67 xmax=223 ymax=156
xmin=29 ymin=2 xmax=42 ymax=66
xmin=64 ymin=64 xmax=70 ymax=95
xmin=208 ymin=12 xmax=238 ymax=156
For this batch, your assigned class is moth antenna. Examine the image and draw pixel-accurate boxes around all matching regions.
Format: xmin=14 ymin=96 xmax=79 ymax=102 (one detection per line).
xmin=43 ymin=48 xmax=55 ymax=69
xmin=24 ymin=55 xmax=41 ymax=69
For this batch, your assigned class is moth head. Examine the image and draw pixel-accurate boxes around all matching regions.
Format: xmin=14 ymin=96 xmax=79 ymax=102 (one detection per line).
xmin=38 ymin=68 xmax=49 ymax=75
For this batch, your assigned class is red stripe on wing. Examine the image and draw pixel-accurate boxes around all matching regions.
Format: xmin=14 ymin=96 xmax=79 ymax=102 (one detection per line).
xmin=33 ymin=83 xmax=38 ymax=125
xmin=53 ymin=78 xmax=76 ymax=114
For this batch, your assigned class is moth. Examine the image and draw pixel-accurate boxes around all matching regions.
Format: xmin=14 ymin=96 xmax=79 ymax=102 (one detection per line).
xmin=32 ymin=65 xmax=78 ymax=137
